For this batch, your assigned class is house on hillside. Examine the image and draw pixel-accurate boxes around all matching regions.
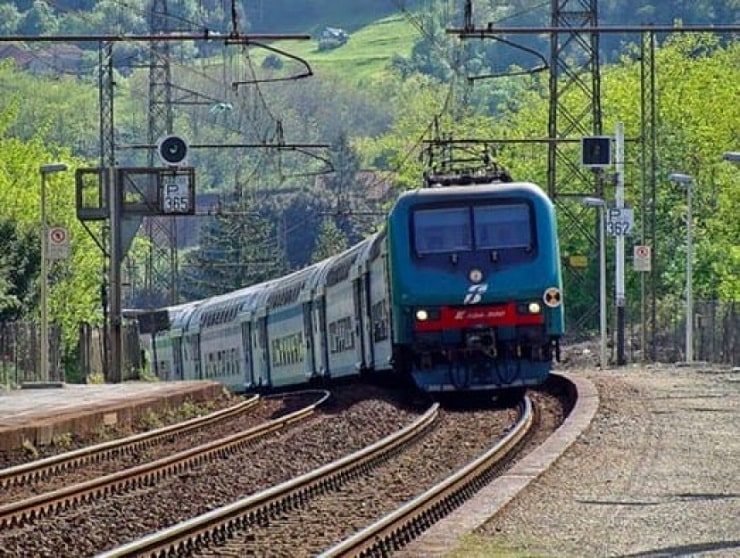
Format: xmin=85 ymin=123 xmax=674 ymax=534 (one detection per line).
xmin=28 ymin=44 xmax=85 ymax=76
xmin=318 ymin=27 xmax=350 ymax=51
xmin=0 ymin=43 xmax=85 ymax=76
xmin=0 ymin=44 xmax=34 ymax=70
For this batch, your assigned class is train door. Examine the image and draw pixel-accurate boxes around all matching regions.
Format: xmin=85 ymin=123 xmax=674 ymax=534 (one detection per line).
xmin=184 ymin=333 xmax=202 ymax=379
xmin=303 ymin=302 xmax=316 ymax=378
xmin=193 ymin=334 xmax=202 ymax=379
xmin=241 ymin=321 xmax=254 ymax=389
xmin=369 ymin=255 xmax=393 ymax=371
xmin=360 ymin=271 xmax=375 ymax=370
xmin=257 ymin=316 xmax=271 ymax=387
xmin=353 ymin=278 xmax=367 ymax=371
xmin=314 ymin=297 xmax=329 ymax=377
xmin=172 ymin=337 xmax=184 ymax=380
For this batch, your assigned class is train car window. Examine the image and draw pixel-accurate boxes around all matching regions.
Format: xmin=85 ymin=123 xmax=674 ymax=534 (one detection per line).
xmin=474 ymin=203 xmax=532 ymax=250
xmin=414 ymin=207 xmax=471 ymax=255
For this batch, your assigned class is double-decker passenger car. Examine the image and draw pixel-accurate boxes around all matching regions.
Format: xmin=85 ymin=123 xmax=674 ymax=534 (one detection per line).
xmin=138 ymin=158 xmax=563 ymax=395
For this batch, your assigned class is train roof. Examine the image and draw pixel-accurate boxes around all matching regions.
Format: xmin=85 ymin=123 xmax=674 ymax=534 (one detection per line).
xmin=187 ymin=282 xmax=269 ymax=329
xmin=168 ymin=300 xmax=202 ymax=331
xmin=394 ymin=181 xmax=551 ymax=206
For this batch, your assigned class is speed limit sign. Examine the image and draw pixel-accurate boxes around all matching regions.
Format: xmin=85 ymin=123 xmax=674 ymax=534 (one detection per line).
xmin=48 ymin=226 xmax=71 ymax=260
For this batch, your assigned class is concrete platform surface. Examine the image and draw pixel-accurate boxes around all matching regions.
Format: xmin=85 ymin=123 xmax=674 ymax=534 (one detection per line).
xmin=0 ymin=381 xmax=223 ymax=451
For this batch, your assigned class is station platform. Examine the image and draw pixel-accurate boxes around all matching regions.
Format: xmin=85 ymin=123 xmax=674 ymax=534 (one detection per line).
xmin=0 ymin=381 xmax=223 ymax=451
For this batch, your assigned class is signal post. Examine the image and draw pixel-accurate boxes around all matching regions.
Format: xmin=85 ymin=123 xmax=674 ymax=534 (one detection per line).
xmin=75 ymin=135 xmax=194 ymax=382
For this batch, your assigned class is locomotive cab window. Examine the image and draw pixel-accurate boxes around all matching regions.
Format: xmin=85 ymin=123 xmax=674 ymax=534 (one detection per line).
xmin=413 ymin=207 xmax=471 ymax=255
xmin=413 ymin=201 xmax=535 ymax=258
xmin=474 ymin=204 xmax=532 ymax=250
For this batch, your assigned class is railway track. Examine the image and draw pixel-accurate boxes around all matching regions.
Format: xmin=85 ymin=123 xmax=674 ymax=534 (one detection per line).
xmin=322 ymin=397 xmax=534 ymax=557
xmin=0 ymin=390 xmax=330 ymax=530
xmin=0 ymin=395 xmax=262 ymax=493
xmin=97 ymin=397 xmax=534 ymax=557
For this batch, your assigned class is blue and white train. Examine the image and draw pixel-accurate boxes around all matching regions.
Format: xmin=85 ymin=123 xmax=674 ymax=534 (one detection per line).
xmin=139 ymin=175 xmax=564 ymax=396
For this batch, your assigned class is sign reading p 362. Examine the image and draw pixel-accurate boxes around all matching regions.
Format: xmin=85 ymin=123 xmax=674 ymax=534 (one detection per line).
xmin=606 ymin=208 xmax=634 ymax=236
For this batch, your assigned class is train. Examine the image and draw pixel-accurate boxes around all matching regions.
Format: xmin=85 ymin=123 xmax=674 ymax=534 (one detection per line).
xmin=137 ymin=157 xmax=564 ymax=397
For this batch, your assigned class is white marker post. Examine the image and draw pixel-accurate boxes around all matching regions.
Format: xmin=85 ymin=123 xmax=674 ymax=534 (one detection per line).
xmin=614 ymin=123 xmax=626 ymax=365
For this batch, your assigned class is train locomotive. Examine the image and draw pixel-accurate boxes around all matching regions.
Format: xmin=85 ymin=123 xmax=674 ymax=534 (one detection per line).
xmin=139 ymin=149 xmax=564 ymax=396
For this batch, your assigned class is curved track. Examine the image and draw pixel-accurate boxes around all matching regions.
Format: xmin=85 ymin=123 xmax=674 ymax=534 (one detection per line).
xmin=98 ymin=397 xmax=534 ymax=557
xmin=0 ymin=396 xmax=263 ymax=494
xmin=0 ymin=390 xmax=330 ymax=530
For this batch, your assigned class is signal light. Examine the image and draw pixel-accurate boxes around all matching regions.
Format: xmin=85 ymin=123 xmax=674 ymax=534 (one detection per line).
xmin=157 ymin=135 xmax=189 ymax=166
xmin=581 ymin=136 xmax=612 ymax=168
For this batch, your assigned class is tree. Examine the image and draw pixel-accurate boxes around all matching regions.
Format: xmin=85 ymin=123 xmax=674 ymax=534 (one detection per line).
xmin=179 ymin=196 xmax=287 ymax=301
xmin=19 ymin=0 xmax=59 ymax=35
xmin=311 ymin=217 xmax=348 ymax=263
xmin=0 ymin=217 xmax=39 ymax=321
xmin=0 ymin=4 xmax=22 ymax=35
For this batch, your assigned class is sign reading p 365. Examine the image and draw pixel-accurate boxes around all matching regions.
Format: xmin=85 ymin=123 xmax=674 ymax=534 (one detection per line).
xmin=161 ymin=173 xmax=193 ymax=215
xmin=606 ymin=208 xmax=634 ymax=236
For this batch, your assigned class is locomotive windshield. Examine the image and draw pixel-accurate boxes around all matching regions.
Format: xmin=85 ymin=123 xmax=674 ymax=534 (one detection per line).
xmin=413 ymin=202 xmax=533 ymax=256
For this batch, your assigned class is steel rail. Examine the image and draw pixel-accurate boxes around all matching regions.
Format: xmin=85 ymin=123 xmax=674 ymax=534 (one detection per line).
xmin=96 ymin=402 xmax=440 ymax=558
xmin=0 ymin=390 xmax=330 ymax=529
xmin=320 ymin=396 xmax=534 ymax=557
xmin=0 ymin=395 xmax=260 ymax=490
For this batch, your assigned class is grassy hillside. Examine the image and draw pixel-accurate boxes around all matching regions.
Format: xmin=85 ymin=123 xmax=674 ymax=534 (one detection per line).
xmin=247 ymin=1 xmax=421 ymax=34
xmin=259 ymin=15 xmax=419 ymax=84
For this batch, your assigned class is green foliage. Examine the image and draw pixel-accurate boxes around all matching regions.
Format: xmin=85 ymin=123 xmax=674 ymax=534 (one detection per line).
xmin=0 ymin=64 xmax=100 ymax=158
xmin=312 ymin=217 xmax=349 ymax=263
xmin=0 ymin=104 xmax=105 ymax=352
xmin=0 ymin=217 xmax=39 ymax=320
xmin=179 ymin=196 xmax=287 ymax=301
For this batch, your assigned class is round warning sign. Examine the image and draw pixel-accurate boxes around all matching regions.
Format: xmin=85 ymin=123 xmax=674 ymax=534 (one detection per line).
xmin=633 ymin=244 xmax=651 ymax=272
xmin=48 ymin=227 xmax=70 ymax=260
xmin=50 ymin=227 xmax=67 ymax=244
xmin=543 ymin=287 xmax=562 ymax=308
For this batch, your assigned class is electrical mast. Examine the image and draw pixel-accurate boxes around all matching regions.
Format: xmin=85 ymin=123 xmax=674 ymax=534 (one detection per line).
xmin=547 ymin=0 xmax=604 ymax=336
xmin=143 ymin=0 xmax=178 ymax=308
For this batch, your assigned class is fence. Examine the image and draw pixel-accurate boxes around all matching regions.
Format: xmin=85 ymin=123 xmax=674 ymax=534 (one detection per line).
xmin=0 ymin=321 xmax=63 ymax=388
xmin=1 ymin=300 xmax=736 ymax=389
xmin=0 ymin=321 xmax=140 ymax=389
xmin=647 ymin=300 xmax=738 ymax=365
xmin=567 ymin=299 xmax=738 ymax=366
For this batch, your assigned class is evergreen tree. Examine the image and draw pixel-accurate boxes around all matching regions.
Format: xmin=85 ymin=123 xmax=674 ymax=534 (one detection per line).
xmin=325 ymin=131 xmax=375 ymax=245
xmin=179 ymin=196 xmax=286 ymax=301
xmin=311 ymin=217 xmax=349 ymax=263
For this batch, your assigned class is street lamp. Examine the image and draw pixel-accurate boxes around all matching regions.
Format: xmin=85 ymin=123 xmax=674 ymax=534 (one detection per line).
xmin=39 ymin=162 xmax=68 ymax=384
xmin=668 ymin=173 xmax=694 ymax=363
xmin=582 ymin=196 xmax=607 ymax=369
xmin=722 ymin=151 xmax=740 ymax=163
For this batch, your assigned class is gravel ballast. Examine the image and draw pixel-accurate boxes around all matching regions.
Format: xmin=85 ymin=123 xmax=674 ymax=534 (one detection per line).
xmin=472 ymin=366 xmax=740 ymax=557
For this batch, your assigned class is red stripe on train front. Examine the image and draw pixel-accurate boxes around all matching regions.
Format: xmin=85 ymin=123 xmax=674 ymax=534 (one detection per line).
xmin=413 ymin=302 xmax=544 ymax=332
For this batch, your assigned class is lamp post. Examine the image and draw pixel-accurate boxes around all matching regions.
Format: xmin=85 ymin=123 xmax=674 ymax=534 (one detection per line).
xmin=668 ymin=173 xmax=694 ymax=363
xmin=582 ymin=196 xmax=607 ymax=369
xmin=722 ymin=151 xmax=740 ymax=163
xmin=39 ymin=162 xmax=68 ymax=383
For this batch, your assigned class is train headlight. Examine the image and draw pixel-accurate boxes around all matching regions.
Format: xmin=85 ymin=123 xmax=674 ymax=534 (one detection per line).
xmin=528 ymin=302 xmax=542 ymax=314
xmin=416 ymin=309 xmax=429 ymax=321
xmin=469 ymin=268 xmax=484 ymax=283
